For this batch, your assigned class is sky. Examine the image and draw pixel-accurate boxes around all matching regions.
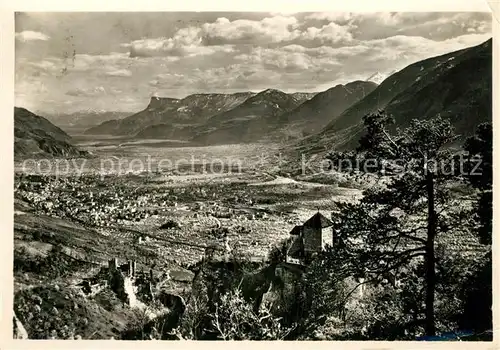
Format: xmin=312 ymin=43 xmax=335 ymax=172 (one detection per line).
xmin=15 ymin=12 xmax=491 ymax=114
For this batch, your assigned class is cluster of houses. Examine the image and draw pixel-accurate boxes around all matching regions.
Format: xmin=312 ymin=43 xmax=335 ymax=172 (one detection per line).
xmin=15 ymin=176 xmax=173 ymax=226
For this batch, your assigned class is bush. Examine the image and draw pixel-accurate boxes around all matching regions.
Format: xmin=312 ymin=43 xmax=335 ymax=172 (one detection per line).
xmin=159 ymin=220 xmax=181 ymax=230
xmin=458 ymin=252 xmax=492 ymax=336
xmin=267 ymin=238 xmax=292 ymax=265
xmin=209 ymin=289 xmax=293 ymax=340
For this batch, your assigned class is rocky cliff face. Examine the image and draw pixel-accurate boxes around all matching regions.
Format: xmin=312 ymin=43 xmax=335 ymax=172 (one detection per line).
xmin=85 ymin=92 xmax=255 ymax=137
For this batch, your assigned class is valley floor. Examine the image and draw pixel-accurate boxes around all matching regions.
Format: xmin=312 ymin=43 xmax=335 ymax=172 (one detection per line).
xmin=13 ymin=140 xmax=366 ymax=339
xmin=13 ymin=139 xmax=488 ymax=340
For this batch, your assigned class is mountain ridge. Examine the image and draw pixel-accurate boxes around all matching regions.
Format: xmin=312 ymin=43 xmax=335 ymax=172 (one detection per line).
xmin=85 ymin=92 xmax=256 ymax=136
xmin=15 ymin=107 xmax=87 ymax=159
xmin=273 ymin=80 xmax=378 ymax=140
xmin=85 ymin=90 xmax=316 ymax=141
xmin=295 ymin=38 xmax=492 ymax=154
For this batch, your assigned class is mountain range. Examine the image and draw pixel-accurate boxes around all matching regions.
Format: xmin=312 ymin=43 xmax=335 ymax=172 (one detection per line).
xmin=85 ymin=91 xmax=319 ymax=142
xmin=46 ymin=110 xmax=131 ymax=132
xmin=296 ymin=38 xmax=492 ymax=154
xmin=16 ymin=38 xmax=492 ymax=158
xmin=190 ymin=88 xmax=314 ymax=145
xmin=85 ymin=92 xmax=257 ymax=137
xmin=85 ymin=83 xmax=374 ymax=144
xmin=14 ymin=107 xmax=86 ymax=159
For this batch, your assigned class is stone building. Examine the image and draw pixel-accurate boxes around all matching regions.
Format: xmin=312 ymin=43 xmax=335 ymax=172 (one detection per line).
xmin=286 ymin=211 xmax=335 ymax=265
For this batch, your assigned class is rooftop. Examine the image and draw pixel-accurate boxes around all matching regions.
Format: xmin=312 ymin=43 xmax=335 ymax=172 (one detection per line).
xmin=303 ymin=212 xmax=332 ymax=229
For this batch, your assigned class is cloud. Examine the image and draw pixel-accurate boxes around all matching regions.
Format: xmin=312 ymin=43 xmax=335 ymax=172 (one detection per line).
xmin=127 ymin=28 xmax=235 ymax=58
xmin=306 ymin=12 xmax=446 ymax=27
xmin=201 ymin=16 xmax=300 ymax=44
xmin=123 ymin=15 xmax=355 ymax=58
xmin=26 ymin=60 xmax=60 ymax=73
xmin=304 ymin=12 xmax=491 ymax=41
xmin=15 ymin=30 xmax=50 ymax=42
xmin=22 ymin=52 xmax=133 ymax=76
xmin=359 ymin=33 xmax=491 ymax=63
xmin=68 ymin=52 xmax=130 ymax=71
xmin=105 ymin=69 xmax=132 ymax=77
xmin=305 ymin=12 xmax=355 ymax=22
xmin=235 ymin=45 xmax=340 ymax=72
xmin=299 ymin=22 xmax=354 ymax=45
xmin=15 ymin=12 xmax=492 ymax=113
xmin=129 ymin=37 xmax=234 ymax=58
xmin=128 ymin=26 xmax=203 ymax=57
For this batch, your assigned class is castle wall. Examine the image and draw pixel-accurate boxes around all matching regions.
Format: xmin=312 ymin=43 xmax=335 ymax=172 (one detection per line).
xmin=321 ymin=227 xmax=334 ymax=248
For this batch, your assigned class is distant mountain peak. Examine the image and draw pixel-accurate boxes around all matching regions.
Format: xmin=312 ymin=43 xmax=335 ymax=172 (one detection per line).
xmin=259 ymin=88 xmax=285 ymax=95
xmin=367 ymin=70 xmax=398 ymax=85
xmin=15 ymin=107 xmax=86 ymax=158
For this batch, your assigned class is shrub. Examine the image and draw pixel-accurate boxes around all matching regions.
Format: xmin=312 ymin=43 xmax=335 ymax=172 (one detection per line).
xmin=159 ymin=220 xmax=181 ymax=230
xmin=209 ymin=289 xmax=293 ymax=340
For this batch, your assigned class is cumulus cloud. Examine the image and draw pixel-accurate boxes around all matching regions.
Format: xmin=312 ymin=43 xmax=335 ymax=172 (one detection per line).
xmin=305 ymin=12 xmax=491 ymax=41
xmin=359 ymin=33 xmax=491 ymax=63
xmin=306 ymin=12 xmax=444 ymax=27
xmin=129 ymin=37 xmax=234 ymax=58
xmin=15 ymin=12 xmax=492 ymax=113
xmin=279 ymin=32 xmax=491 ymax=66
xmin=15 ymin=30 xmax=50 ymax=42
xmin=124 ymin=15 xmax=354 ymax=58
xmin=201 ymin=16 xmax=300 ymax=44
xmin=305 ymin=12 xmax=355 ymax=23
xmin=300 ymin=22 xmax=354 ymax=45
xmin=235 ymin=45 xmax=340 ymax=72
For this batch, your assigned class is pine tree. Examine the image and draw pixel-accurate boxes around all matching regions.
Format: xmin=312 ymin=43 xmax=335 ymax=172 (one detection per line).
xmin=327 ymin=111 xmax=462 ymax=336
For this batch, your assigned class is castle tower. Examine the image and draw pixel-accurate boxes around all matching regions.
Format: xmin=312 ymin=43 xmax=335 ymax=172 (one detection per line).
xmin=127 ymin=260 xmax=133 ymax=277
xmin=131 ymin=261 xmax=137 ymax=277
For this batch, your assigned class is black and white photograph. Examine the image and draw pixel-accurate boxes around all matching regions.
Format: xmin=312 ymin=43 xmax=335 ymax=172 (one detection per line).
xmin=12 ymin=9 xmax=493 ymax=341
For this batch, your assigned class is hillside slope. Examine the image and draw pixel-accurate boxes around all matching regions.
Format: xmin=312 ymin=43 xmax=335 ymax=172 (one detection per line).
xmin=297 ymin=38 xmax=492 ymax=154
xmin=190 ymin=89 xmax=306 ymax=145
xmin=15 ymin=107 xmax=87 ymax=158
xmin=275 ymin=81 xmax=377 ymax=140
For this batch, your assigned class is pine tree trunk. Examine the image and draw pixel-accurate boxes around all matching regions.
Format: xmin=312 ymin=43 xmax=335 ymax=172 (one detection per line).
xmin=425 ymin=172 xmax=437 ymax=336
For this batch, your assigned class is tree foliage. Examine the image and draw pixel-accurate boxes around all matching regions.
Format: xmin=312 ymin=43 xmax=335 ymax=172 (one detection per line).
xmin=326 ymin=111 xmax=465 ymax=336
xmin=463 ymin=123 xmax=492 ymax=244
